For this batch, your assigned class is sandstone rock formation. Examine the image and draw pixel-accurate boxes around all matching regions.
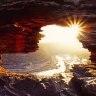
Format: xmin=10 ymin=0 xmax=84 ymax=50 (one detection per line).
xmin=72 ymin=64 xmax=96 ymax=96
xmin=0 ymin=0 xmax=96 ymax=63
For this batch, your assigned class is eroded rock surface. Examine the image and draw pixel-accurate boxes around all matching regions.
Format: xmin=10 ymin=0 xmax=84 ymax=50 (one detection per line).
xmin=0 ymin=0 xmax=96 ymax=96
xmin=0 ymin=64 xmax=96 ymax=96
xmin=0 ymin=0 xmax=96 ymax=63
xmin=72 ymin=64 xmax=96 ymax=96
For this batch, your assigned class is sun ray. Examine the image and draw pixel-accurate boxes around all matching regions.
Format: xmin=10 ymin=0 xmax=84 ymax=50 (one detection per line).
xmin=40 ymin=17 xmax=88 ymax=44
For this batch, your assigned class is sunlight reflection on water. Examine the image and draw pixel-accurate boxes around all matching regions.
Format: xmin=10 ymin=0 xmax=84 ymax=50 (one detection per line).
xmin=36 ymin=55 xmax=66 ymax=76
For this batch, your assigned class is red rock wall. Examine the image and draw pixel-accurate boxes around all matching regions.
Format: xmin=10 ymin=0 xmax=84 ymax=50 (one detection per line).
xmin=0 ymin=0 xmax=96 ymax=63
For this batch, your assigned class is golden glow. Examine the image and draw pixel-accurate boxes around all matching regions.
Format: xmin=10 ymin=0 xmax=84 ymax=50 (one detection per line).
xmin=36 ymin=19 xmax=90 ymax=77
xmin=40 ymin=24 xmax=81 ymax=43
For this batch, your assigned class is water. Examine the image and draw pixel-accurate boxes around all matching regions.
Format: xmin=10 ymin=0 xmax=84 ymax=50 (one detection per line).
xmin=36 ymin=55 xmax=66 ymax=76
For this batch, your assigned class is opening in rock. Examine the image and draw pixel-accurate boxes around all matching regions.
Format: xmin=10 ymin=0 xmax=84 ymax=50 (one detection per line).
xmin=0 ymin=23 xmax=91 ymax=77
xmin=36 ymin=24 xmax=91 ymax=76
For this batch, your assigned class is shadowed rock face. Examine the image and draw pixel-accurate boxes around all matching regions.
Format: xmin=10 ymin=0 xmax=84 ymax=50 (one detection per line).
xmin=0 ymin=0 xmax=96 ymax=63
xmin=0 ymin=64 xmax=96 ymax=96
xmin=72 ymin=64 xmax=96 ymax=96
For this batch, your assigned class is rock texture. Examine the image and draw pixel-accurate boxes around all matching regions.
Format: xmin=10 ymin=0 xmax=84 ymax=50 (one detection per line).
xmin=0 ymin=1 xmax=96 ymax=96
xmin=0 ymin=64 xmax=96 ymax=96
xmin=0 ymin=0 xmax=96 ymax=63
xmin=72 ymin=64 xmax=96 ymax=96
xmin=0 ymin=67 xmax=78 ymax=96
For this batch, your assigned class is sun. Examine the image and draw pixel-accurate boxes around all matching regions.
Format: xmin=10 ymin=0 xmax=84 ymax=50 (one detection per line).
xmin=67 ymin=24 xmax=80 ymax=37
xmin=40 ymin=24 xmax=82 ymax=43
